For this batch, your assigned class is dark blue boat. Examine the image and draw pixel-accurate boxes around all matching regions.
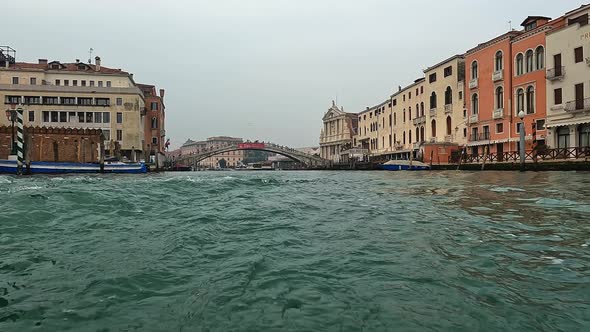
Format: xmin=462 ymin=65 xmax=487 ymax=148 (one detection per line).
xmin=0 ymin=159 xmax=147 ymax=174
xmin=378 ymin=160 xmax=430 ymax=171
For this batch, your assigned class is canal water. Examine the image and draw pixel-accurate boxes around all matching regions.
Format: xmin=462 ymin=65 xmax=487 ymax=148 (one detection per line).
xmin=0 ymin=171 xmax=589 ymax=331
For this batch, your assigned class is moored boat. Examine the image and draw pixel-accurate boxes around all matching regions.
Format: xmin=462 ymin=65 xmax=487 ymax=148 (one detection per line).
xmin=0 ymin=159 xmax=147 ymax=174
xmin=378 ymin=160 xmax=430 ymax=171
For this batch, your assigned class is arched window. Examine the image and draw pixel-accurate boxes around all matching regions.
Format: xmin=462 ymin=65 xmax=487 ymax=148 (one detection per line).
xmin=526 ymin=86 xmax=535 ymax=114
xmin=430 ymin=92 xmax=437 ymax=109
xmin=445 ymin=86 xmax=452 ymax=105
xmin=495 ymin=51 xmax=503 ymax=71
xmin=516 ymin=54 xmax=524 ymax=75
xmin=408 ymin=107 xmax=412 ymax=120
xmin=416 ymin=128 xmax=420 ymax=142
xmin=471 ymin=61 xmax=478 ymax=79
xmin=536 ymin=46 xmax=545 ymax=70
xmin=416 ymin=104 xmax=419 ymax=118
xmin=403 ymin=109 xmax=406 ymax=122
xmin=472 ymin=94 xmax=479 ymax=114
xmin=431 ymin=119 xmax=437 ymax=138
xmin=151 ymin=117 xmax=158 ymax=129
xmin=496 ymin=86 xmax=504 ymax=109
xmin=525 ymin=50 xmax=534 ymax=72
xmin=420 ymin=126 xmax=425 ymax=142
xmin=409 ymin=130 xmax=412 ymax=143
xmin=517 ymin=88 xmax=525 ymax=114
xmin=403 ymin=131 xmax=406 ymax=144
xmin=446 ymin=116 xmax=452 ymax=136
xmin=420 ymin=102 xmax=425 ymax=116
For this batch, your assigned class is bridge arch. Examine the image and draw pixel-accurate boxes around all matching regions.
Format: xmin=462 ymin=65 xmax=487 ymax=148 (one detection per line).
xmin=172 ymin=142 xmax=328 ymax=168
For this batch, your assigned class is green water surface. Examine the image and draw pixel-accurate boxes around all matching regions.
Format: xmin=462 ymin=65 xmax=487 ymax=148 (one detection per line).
xmin=0 ymin=171 xmax=589 ymax=331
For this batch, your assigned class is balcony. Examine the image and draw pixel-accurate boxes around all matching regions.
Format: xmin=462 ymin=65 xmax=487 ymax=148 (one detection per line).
xmin=469 ymin=78 xmax=478 ymax=89
xmin=493 ymin=108 xmax=504 ymax=119
xmin=470 ymin=113 xmax=478 ymax=124
xmin=429 ymin=137 xmax=437 ymax=143
xmin=445 ymin=135 xmax=453 ymax=143
xmin=565 ymin=98 xmax=590 ymax=113
xmin=546 ymin=66 xmax=565 ymax=81
xmin=429 ymin=108 xmax=437 ymax=117
xmin=413 ymin=116 xmax=426 ymax=125
xmin=470 ymin=132 xmax=490 ymax=141
xmin=492 ymin=70 xmax=504 ymax=82
xmin=444 ymin=104 xmax=453 ymax=114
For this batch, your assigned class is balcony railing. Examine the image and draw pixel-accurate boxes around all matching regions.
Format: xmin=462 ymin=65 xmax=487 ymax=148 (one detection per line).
xmin=470 ymin=113 xmax=478 ymax=123
xmin=445 ymin=135 xmax=453 ymax=143
xmin=469 ymin=78 xmax=478 ymax=89
xmin=565 ymin=98 xmax=590 ymax=113
xmin=429 ymin=137 xmax=437 ymax=143
xmin=493 ymin=108 xmax=504 ymax=119
xmin=413 ymin=116 xmax=426 ymax=125
xmin=546 ymin=66 xmax=565 ymax=81
xmin=492 ymin=70 xmax=504 ymax=82
xmin=470 ymin=132 xmax=490 ymax=141
xmin=444 ymin=104 xmax=453 ymax=114
xmin=450 ymin=147 xmax=590 ymax=164
xmin=429 ymin=108 xmax=437 ymax=117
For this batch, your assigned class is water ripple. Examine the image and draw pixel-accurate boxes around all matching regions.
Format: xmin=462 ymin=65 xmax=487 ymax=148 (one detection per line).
xmin=0 ymin=171 xmax=589 ymax=331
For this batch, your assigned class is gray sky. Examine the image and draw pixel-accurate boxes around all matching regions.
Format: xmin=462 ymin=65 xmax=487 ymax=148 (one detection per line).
xmin=4 ymin=0 xmax=584 ymax=148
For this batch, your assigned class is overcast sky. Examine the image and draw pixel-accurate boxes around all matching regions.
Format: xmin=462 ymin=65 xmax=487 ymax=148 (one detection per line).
xmin=4 ymin=0 xmax=584 ymax=148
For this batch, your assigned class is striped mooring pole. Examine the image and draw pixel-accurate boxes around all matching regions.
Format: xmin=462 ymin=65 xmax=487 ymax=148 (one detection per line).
xmin=16 ymin=106 xmax=24 ymax=175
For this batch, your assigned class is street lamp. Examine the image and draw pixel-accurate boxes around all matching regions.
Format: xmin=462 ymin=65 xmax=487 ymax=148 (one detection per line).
xmin=5 ymin=108 xmax=17 ymax=155
xmin=518 ymin=110 xmax=526 ymax=172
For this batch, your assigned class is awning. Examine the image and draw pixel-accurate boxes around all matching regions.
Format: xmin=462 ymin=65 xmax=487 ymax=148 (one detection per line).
xmin=546 ymin=117 xmax=590 ymax=128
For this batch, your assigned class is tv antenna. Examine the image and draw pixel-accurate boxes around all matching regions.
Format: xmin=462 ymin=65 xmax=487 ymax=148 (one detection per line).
xmin=88 ymin=48 xmax=94 ymax=64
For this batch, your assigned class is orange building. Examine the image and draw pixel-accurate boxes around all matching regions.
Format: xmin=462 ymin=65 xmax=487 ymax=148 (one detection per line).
xmin=465 ymin=16 xmax=565 ymax=157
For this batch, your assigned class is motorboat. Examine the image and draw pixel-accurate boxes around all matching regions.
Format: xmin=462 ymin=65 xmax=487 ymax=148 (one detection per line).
xmin=377 ymin=160 xmax=430 ymax=171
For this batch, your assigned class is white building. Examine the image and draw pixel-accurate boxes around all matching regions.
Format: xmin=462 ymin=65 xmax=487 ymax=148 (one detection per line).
xmin=546 ymin=5 xmax=590 ymax=149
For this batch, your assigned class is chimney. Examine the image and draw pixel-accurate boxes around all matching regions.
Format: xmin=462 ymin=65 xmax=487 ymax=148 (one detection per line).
xmin=38 ymin=59 xmax=48 ymax=65
xmin=129 ymin=73 xmax=134 ymax=81
xmin=75 ymin=59 xmax=80 ymax=63
xmin=159 ymin=89 xmax=165 ymax=99
xmin=94 ymin=56 xmax=101 ymax=71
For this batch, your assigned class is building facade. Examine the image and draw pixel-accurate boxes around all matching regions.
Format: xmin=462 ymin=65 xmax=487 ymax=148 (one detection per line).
xmin=546 ymin=6 xmax=590 ymax=149
xmin=0 ymin=54 xmax=145 ymax=161
xmin=465 ymin=16 xmax=565 ymax=157
xmin=319 ymin=101 xmax=358 ymax=162
xmin=138 ymin=84 xmax=166 ymax=165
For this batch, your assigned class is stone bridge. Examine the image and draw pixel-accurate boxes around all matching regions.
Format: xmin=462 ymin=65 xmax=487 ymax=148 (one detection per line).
xmin=171 ymin=142 xmax=329 ymax=168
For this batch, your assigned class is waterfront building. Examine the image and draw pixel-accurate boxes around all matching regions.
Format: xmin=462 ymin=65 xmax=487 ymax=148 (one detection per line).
xmin=423 ymin=55 xmax=467 ymax=146
xmin=465 ymin=16 xmax=565 ymax=157
xmin=384 ymin=78 xmax=428 ymax=159
xmin=0 ymin=52 xmax=146 ymax=161
xmin=545 ymin=5 xmax=590 ymax=149
xmin=420 ymin=55 xmax=467 ymax=163
xmin=180 ymin=136 xmax=244 ymax=169
xmin=319 ymin=101 xmax=358 ymax=162
xmin=138 ymin=84 xmax=166 ymax=166
xmin=356 ymin=101 xmax=387 ymax=155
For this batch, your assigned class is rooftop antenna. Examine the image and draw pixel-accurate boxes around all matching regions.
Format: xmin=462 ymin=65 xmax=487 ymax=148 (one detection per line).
xmin=88 ymin=48 xmax=94 ymax=64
